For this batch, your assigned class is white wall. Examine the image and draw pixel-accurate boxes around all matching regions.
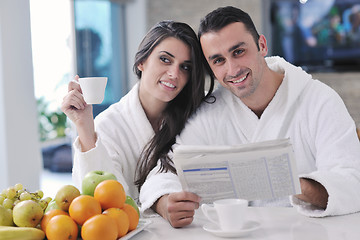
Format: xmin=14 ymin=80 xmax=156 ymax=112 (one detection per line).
xmin=0 ymin=0 xmax=42 ymax=191
xmin=125 ymin=0 xmax=147 ymax=87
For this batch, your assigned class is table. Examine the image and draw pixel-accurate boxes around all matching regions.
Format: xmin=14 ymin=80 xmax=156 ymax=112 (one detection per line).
xmin=131 ymin=207 xmax=360 ymax=239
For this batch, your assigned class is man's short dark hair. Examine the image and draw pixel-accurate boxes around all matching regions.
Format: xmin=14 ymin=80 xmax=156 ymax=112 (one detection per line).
xmin=198 ymin=6 xmax=260 ymax=50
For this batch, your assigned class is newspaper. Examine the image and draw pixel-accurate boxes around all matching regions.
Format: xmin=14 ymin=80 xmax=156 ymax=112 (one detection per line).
xmin=173 ymin=139 xmax=301 ymax=204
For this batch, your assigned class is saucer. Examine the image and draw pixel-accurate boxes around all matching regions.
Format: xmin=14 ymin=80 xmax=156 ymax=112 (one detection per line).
xmin=203 ymin=221 xmax=261 ymax=238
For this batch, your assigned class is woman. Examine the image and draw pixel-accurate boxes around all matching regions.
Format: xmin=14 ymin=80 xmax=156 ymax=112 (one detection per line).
xmin=61 ymin=21 xmax=214 ymax=205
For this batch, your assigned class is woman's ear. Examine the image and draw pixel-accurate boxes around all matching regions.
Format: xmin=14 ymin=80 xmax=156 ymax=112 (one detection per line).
xmin=138 ymin=63 xmax=144 ymax=72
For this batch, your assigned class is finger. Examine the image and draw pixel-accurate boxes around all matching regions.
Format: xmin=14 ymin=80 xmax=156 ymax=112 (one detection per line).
xmin=169 ymin=191 xmax=201 ymax=203
xmin=68 ymin=80 xmax=82 ymax=93
xmin=171 ymin=209 xmax=195 ymax=219
xmin=68 ymin=76 xmax=81 ymax=92
xmin=168 ymin=200 xmax=198 ymax=213
xmin=170 ymin=215 xmax=194 ymax=228
xmin=62 ymin=90 xmax=86 ymax=110
xmin=62 ymin=96 xmax=83 ymax=112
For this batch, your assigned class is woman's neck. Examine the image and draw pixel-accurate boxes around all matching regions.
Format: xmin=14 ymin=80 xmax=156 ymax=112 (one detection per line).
xmin=138 ymin=85 xmax=167 ymax=131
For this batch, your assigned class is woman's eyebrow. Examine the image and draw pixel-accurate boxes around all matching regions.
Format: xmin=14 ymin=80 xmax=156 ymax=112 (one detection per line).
xmin=159 ymin=51 xmax=174 ymax=58
xmin=160 ymin=50 xmax=191 ymax=63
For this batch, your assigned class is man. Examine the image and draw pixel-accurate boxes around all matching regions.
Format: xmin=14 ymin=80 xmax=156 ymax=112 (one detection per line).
xmin=139 ymin=6 xmax=360 ymax=228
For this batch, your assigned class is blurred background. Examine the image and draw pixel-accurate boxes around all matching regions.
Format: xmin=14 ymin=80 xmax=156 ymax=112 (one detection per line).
xmin=1 ymin=0 xmax=359 ymax=196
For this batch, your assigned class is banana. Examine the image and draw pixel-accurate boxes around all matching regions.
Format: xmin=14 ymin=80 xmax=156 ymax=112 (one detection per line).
xmin=0 ymin=226 xmax=45 ymax=240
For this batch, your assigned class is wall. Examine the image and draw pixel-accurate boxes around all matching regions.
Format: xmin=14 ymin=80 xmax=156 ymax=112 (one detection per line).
xmin=124 ymin=0 xmax=147 ymax=86
xmin=146 ymin=0 xmax=263 ymax=33
xmin=313 ymin=72 xmax=360 ymax=128
xmin=0 ymin=0 xmax=42 ymax=191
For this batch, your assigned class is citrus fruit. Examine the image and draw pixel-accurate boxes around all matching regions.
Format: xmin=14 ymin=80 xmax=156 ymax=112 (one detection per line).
xmin=125 ymin=195 xmax=140 ymax=217
xmin=103 ymin=207 xmax=130 ymax=237
xmin=40 ymin=209 xmax=69 ymax=232
xmin=81 ymin=214 xmax=118 ymax=240
xmin=68 ymin=195 xmax=102 ymax=225
xmin=122 ymin=203 xmax=140 ymax=231
xmin=46 ymin=215 xmax=78 ymax=240
xmin=94 ymin=179 xmax=126 ymax=210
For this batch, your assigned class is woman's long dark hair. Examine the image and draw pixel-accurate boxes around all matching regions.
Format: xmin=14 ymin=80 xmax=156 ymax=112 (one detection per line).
xmin=134 ymin=20 xmax=214 ymax=191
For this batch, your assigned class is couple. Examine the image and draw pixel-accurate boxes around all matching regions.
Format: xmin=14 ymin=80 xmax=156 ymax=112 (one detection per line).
xmin=62 ymin=6 xmax=360 ymax=228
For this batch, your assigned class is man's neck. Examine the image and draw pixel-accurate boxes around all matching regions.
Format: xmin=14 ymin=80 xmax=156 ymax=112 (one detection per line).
xmin=242 ymin=70 xmax=284 ymax=119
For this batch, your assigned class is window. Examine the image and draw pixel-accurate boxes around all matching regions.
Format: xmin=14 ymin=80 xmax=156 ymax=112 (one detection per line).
xmin=74 ymin=0 xmax=129 ymax=116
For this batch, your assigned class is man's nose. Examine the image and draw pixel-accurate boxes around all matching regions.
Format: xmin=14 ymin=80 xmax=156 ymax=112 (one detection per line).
xmin=227 ymin=59 xmax=239 ymax=77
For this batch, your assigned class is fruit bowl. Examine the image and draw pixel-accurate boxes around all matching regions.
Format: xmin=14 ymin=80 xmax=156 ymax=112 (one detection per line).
xmin=119 ymin=219 xmax=152 ymax=240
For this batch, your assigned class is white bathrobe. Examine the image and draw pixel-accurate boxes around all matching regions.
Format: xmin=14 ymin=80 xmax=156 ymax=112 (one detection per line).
xmin=140 ymin=56 xmax=360 ymax=217
xmin=72 ymin=83 xmax=154 ymax=202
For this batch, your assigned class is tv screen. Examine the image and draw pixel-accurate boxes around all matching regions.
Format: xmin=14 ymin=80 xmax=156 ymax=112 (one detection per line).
xmin=271 ymin=0 xmax=360 ymax=72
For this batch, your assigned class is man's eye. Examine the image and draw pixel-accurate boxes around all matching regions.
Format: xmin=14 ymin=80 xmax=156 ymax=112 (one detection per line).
xmin=160 ymin=56 xmax=170 ymax=63
xmin=234 ymin=49 xmax=244 ymax=56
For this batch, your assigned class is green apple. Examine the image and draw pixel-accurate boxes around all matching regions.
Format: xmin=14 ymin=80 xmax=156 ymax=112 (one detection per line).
xmin=55 ymin=185 xmax=80 ymax=212
xmin=0 ymin=205 xmax=14 ymax=226
xmin=45 ymin=199 xmax=61 ymax=213
xmin=81 ymin=170 xmax=117 ymax=196
xmin=125 ymin=195 xmax=140 ymax=217
xmin=13 ymin=200 xmax=43 ymax=227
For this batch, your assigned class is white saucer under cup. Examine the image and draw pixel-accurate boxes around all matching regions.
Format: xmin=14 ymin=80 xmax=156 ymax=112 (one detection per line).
xmin=78 ymin=77 xmax=107 ymax=104
xmin=201 ymin=198 xmax=248 ymax=232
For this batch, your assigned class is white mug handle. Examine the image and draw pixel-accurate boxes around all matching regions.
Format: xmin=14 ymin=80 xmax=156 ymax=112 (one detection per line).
xmin=201 ymin=204 xmax=219 ymax=225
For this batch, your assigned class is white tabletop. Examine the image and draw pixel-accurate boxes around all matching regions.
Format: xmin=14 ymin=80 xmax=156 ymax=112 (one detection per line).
xmin=131 ymin=207 xmax=360 ymax=239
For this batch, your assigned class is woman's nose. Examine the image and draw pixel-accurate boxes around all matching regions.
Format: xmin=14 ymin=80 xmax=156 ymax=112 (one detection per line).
xmin=167 ymin=65 xmax=179 ymax=79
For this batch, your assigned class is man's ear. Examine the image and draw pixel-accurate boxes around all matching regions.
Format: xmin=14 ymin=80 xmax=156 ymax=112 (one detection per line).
xmin=258 ymin=35 xmax=268 ymax=56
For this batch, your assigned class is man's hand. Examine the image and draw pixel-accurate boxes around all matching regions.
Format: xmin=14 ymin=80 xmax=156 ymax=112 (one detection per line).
xmin=295 ymin=178 xmax=329 ymax=209
xmin=152 ymin=192 xmax=201 ymax=228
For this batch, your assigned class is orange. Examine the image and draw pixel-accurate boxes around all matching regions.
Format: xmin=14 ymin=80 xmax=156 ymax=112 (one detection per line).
xmin=94 ymin=179 xmax=126 ymax=210
xmin=45 ymin=215 xmax=78 ymax=240
xmin=122 ymin=203 xmax=140 ymax=231
xmin=40 ymin=209 xmax=69 ymax=232
xmin=103 ymin=208 xmax=130 ymax=237
xmin=81 ymin=214 xmax=118 ymax=240
xmin=68 ymin=195 xmax=102 ymax=225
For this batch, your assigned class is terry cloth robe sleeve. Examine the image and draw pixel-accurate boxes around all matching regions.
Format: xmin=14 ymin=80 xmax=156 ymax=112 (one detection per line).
xmin=72 ymin=83 xmax=154 ymax=201
xmin=289 ymin=80 xmax=360 ymax=217
xmin=139 ymin=154 xmax=182 ymax=216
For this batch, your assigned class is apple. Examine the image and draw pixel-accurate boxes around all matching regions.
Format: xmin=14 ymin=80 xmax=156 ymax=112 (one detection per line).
xmin=45 ymin=199 xmax=61 ymax=213
xmin=82 ymin=170 xmax=117 ymax=196
xmin=0 ymin=205 xmax=14 ymax=226
xmin=13 ymin=200 xmax=43 ymax=227
xmin=55 ymin=185 xmax=80 ymax=212
xmin=125 ymin=196 xmax=140 ymax=217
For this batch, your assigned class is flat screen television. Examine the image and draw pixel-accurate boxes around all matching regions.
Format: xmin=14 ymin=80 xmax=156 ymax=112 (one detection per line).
xmin=271 ymin=0 xmax=360 ymax=72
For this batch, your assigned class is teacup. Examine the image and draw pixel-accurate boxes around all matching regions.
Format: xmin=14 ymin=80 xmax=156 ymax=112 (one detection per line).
xmin=201 ymin=198 xmax=248 ymax=232
xmin=78 ymin=77 xmax=107 ymax=104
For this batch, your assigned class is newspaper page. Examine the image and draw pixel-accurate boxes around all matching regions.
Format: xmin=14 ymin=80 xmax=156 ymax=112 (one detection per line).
xmin=173 ymin=139 xmax=301 ymax=204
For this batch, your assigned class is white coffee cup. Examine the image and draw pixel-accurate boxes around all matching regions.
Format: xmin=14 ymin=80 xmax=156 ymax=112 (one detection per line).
xmin=78 ymin=77 xmax=107 ymax=104
xmin=201 ymin=198 xmax=248 ymax=232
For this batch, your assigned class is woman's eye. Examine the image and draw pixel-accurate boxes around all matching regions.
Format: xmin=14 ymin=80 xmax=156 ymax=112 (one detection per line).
xmin=182 ymin=64 xmax=191 ymax=71
xmin=213 ymin=58 xmax=224 ymax=65
xmin=160 ymin=56 xmax=170 ymax=63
